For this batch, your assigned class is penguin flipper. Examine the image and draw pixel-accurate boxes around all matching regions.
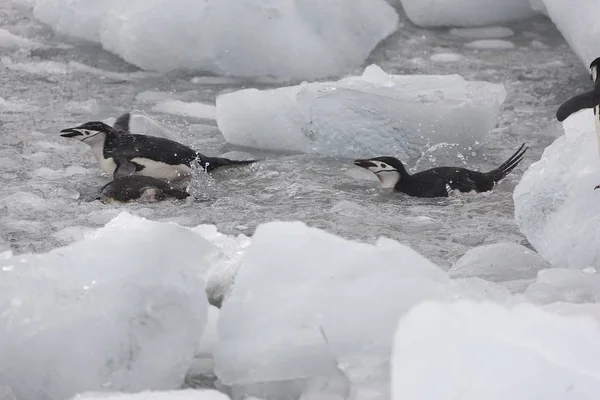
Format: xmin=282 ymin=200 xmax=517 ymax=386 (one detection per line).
xmin=113 ymin=112 xmax=131 ymax=132
xmin=113 ymin=160 xmax=138 ymax=179
xmin=556 ymin=90 xmax=600 ymax=122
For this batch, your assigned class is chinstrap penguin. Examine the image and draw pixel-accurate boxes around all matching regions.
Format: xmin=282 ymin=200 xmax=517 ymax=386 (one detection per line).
xmin=556 ymin=57 xmax=600 ymax=122
xmin=60 ymin=112 xmax=258 ymax=183
xmin=354 ymin=143 xmax=528 ymax=198
xmin=97 ymin=175 xmax=190 ymax=203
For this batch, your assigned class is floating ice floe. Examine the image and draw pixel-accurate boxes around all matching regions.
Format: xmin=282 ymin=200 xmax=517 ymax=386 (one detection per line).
xmin=523 ymin=268 xmax=600 ymax=304
xmin=449 ymin=242 xmax=551 ymax=293
xmin=392 ymin=301 xmax=600 ymax=400
xmin=465 ymin=39 xmax=515 ymax=50
xmin=399 ymin=0 xmax=537 ymax=27
xmin=449 ymin=26 xmax=514 ymax=39
xmin=0 ymin=213 xmax=217 ymax=400
xmin=152 ymin=100 xmax=217 ymax=120
xmin=216 ymin=64 xmax=506 ymax=161
xmin=213 ymin=221 xmax=510 ymax=400
xmin=30 ymin=0 xmax=399 ymax=81
xmin=540 ymin=0 xmax=598 ymax=66
xmin=514 ymin=110 xmax=600 ymax=270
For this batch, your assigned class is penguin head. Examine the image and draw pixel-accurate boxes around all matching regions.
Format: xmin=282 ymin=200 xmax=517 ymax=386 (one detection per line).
xmin=590 ymin=57 xmax=600 ymax=82
xmin=60 ymin=121 xmax=113 ymax=142
xmin=354 ymin=156 xmax=406 ymax=188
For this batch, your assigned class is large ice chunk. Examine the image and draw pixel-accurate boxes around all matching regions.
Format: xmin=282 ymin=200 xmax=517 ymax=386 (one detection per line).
xmin=392 ymin=301 xmax=600 ymax=400
xmin=0 ymin=213 xmax=217 ymax=400
xmin=514 ymin=110 xmax=600 ymax=270
xmin=31 ymin=0 xmax=399 ymax=81
xmin=540 ymin=0 xmax=598 ymax=66
xmin=449 ymin=242 xmax=550 ymax=293
xmin=216 ymin=65 xmax=506 ymax=160
xmin=214 ymin=221 xmax=507 ymax=400
xmin=399 ymin=0 xmax=537 ymax=27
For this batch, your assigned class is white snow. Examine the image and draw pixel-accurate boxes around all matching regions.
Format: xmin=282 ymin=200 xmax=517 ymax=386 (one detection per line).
xmin=465 ymin=39 xmax=515 ymax=50
xmin=400 ymin=0 xmax=538 ymax=27
xmin=392 ymin=301 xmax=600 ymax=400
xmin=216 ymin=64 xmax=506 ymax=160
xmin=152 ymin=100 xmax=216 ymax=120
xmin=449 ymin=26 xmax=514 ymax=39
xmin=449 ymin=242 xmax=550 ymax=293
xmin=30 ymin=0 xmax=399 ymax=81
xmin=69 ymin=389 xmax=230 ymax=400
xmin=0 ymin=213 xmax=216 ymax=400
xmin=429 ymin=53 xmax=464 ymax=62
xmin=214 ymin=221 xmax=508 ymax=400
xmin=514 ymin=110 xmax=600 ymax=270
xmin=540 ymin=0 xmax=598 ymax=66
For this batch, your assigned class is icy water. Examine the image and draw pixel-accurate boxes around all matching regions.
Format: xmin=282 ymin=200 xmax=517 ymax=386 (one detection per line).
xmin=0 ymin=3 xmax=589 ymax=267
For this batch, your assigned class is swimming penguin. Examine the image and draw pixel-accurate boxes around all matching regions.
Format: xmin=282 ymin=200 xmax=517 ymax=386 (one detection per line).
xmin=556 ymin=57 xmax=600 ymax=122
xmin=97 ymin=175 xmax=190 ymax=203
xmin=60 ymin=113 xmax=258 ymax=183
xmin=353 ymin=143 xmax=528 ymax=198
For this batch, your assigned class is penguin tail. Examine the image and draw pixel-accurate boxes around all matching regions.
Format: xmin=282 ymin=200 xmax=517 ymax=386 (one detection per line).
xmin=195 ymin=153 xmax=260 ymax=172
xmin=486 ymin=143 xmax=528 ymax=183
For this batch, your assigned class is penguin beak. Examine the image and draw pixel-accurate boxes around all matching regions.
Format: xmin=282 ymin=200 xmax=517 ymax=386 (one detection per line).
xmin=60 ymin=128 xmax=82 ymax=138
xmin=354 ymin=159 xmax=377 ymax=169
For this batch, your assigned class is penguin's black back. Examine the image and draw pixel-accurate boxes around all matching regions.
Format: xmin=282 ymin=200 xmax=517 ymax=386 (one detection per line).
xmin=398 ymin=167 xmax=490 ymax=197
xmin=105 ymin=133 xmax=198 ymax=166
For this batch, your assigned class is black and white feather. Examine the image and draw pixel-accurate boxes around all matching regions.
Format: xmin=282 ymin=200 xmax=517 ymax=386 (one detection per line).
xmin=60 ymin=113 xmax=258 ymax=183
xmin=354 ymin=143 xmax=528 ymax=198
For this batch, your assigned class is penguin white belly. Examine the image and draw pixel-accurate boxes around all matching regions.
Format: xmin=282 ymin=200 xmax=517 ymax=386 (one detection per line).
xmin=98 ymin=157 xmax=117 ymax=174
xmin=90 ymin=144 xmax=117 ymax=173
xmin=131 ymin=157 xmax=192 ymax=181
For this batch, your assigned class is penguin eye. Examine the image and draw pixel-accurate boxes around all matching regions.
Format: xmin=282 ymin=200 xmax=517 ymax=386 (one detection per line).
xmin=84 ymin=130 xmax=90 ymax=135
xmin=380 ymin=163 xmax=388 ymax=169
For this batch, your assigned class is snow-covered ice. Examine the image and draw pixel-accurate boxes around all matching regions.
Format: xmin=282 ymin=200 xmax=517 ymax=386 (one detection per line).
xmin=69 ymin=389 xmax=231 ymax=400
xmin=214 ymin=221 xmax=508 ymax=399
xmin=392 ymin=301 xmax=600 ymax=400
xmin=514 ymin=110 xmax=600 ymax=270
xmin=30 ymin=0 xmax=399 ymax=81
xmin=216 ymin=64 xmax=506 ymax=161
xmin=0 ymin=213 xmax=216 ymax=400
xmin=465 ymin=40 xmax=515 ymax=50
xmin=449 ymin=26 xmax=514 ymax=39
xmin=152 ymin=100 xmax=217 ymax=121
xmin=540 ymin=0 xmax=599 ymax=66
xmin=400 ymin=0 xmax=537 ymax=27
xmin=449 ymin=242 xmax=550 ymax=293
